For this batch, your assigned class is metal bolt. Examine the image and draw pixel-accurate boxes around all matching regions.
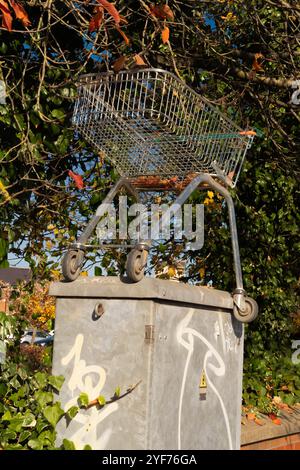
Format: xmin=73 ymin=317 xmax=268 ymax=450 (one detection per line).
xmin=94 ymin=302 xmax=104 ymax=318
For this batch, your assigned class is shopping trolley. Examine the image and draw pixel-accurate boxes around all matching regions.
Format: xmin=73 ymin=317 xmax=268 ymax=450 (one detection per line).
xmin=62 ymin=68 xmax=258 ymax=322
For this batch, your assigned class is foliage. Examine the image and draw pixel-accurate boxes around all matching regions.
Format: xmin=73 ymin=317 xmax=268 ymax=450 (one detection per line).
xmin=0 ymin=312 xmax=70 ymax=450
xmin=0 ymin=0 xmax=299 ymax=415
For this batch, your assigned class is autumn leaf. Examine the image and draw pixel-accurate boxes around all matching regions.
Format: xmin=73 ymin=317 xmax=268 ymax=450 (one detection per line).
xmin=269 ymin=413 xmax=282 ymax=425
xmin=10 ymin=0 xmax=31 ymax=27
xmin=68 ymin=170 xmax=84 ymax=190
xmin=89 ymin=6 xmax=104 ymax=32
xmin=134 ymin=54 xmax=146 ymax=66
xmin=246 ymin=412 xmax=256 ymax=421
xmin=97 ymin=0 xmax=120 ymax=25
xmin=150 ymin=4 xmax=174 ymax=21
xmin=0 ymin=0 xmax=13 ymax=31
xmin=252 ymin=53 xmax=264 ymax=72
xmin=161 ymin=26 xmax=169 ymax=44
xmin=161 ymin=5 xmax=174 ymax=21
xmin=112 ymin=55 xmax=126 ymax=72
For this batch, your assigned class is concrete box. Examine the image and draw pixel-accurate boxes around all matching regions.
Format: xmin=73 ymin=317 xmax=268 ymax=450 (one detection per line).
xmin=49 ymin=277 xmax=243 ymax=450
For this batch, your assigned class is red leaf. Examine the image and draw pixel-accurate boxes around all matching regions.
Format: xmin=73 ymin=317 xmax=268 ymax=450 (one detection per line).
xmin=9 ymin=0 xmax=31 ymax=27
xmin=161 ymin=26 xmax=169 ymax=44
xmin=89 ymin=6 xmax=104 ymax=32
xmin=269 ymin=413 xmax=282 ymax=425
xmin=161 ymin=5 xmax=174 ymax=21
xmin=150 ymin=4 xmax=174 ymax=21
xmin=97 ymin=0 xmax=120 ymax=25
xmin=68 ymin=170 xmax=84 ymax=190
xmin=0 ymin=0 xmax=13 ymax=31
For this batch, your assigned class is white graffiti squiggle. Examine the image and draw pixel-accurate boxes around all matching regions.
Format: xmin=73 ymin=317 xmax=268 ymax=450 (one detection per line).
xmin=176 ymin=309 xmax=233 ymax=450
xmin=61 ymin=334 xmax=118 ymax=450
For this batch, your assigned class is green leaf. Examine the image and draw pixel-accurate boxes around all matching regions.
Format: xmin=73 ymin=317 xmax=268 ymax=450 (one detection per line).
xmin=97 ymin=395 xmax=106 ymax=406
xmin=22 ymin=413 xmax=36 ymax=428
xmin=63 ymin=438 xmax=76 ymax=450
xmin=2 ymin=410 xmax=12 ymax=421
xmin=43 ymin=402 xmax=65 ymax=428
xmin=83 ymin=444 xmax=92 ymax=450
xmin=48 ymin=375 xmax=64 ymax=392
xmin=78 ymin=392 xmax=89 ymax=408
xmin=51 ymin=109 xmax=65 ymax=120
xmin=94 ymin=266 xmax=102 ymax=276
xmin=19 ymin=430 xmax=32 ymax=443
xmin=28 ymin=438 xmax=43 ymax=450
xmin=114 ymin=386 xmax=121 ymax=398
xmin=35 ymin=391 xmax=53 ymax=408
xmin=34 ymin=372 xmax=48 ymax=389
xmin=66 ymin=405 xmax=79 ymax=420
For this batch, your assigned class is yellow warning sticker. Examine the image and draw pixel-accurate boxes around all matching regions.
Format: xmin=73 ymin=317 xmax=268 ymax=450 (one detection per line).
xmin=199 ymin=370 xmax=207 ymax=389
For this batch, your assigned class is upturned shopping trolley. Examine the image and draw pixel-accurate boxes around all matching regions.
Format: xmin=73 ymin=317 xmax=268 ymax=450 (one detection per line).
xmin=62 ymin=68 xmax=258 ymax=322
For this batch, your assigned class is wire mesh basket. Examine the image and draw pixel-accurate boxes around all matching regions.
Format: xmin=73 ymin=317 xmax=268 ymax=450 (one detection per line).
xmin=73 ymin=68 xmax=255 ymax=187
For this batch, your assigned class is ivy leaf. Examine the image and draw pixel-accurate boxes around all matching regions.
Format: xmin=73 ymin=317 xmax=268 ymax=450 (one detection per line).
xmin=19 ymin=430 xmax=31 ymax=443
xmin=51 ymin=109 xmax=65 ymax=121
xmin=78 ymin=392 xmax=89 ymax=408
xmin=43 ymin=402 xmax=65 ymax=428
xmin=34 ymin=372 xmax=48 ymax=389
xmin=62 ymin=438 xmax=76 ymax=450
xmin=66 ymin=405 xmax=79 ymax=419
xmin=48 ymin=375 xmax=64 ymax=392
xmin=28 ymin=438 xmax=43 ymax=450
xmin=35 ymin=391 xmax=53 ymax=408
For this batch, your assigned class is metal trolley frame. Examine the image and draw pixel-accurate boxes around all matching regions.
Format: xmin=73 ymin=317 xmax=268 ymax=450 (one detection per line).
xmin=62 ymin=69 xmax=258 ymax=323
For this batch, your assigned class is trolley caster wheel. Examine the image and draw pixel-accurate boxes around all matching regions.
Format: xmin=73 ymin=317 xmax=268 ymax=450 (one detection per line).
xmin=126 ymin=249 xmax=148 ymax=282
xmin=233 ymin=297 xmax=258 ymax=323
xmin=62 ymin=250 xmax=84 ymax=282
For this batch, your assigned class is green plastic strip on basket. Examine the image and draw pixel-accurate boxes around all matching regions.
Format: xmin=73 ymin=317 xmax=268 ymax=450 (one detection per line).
xmin=150 ymin=132 xmax=246 ymax=143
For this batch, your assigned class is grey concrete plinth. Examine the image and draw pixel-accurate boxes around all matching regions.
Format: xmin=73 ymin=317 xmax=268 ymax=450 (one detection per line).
xmin=49 ymin=277 xmax=243 ymax=450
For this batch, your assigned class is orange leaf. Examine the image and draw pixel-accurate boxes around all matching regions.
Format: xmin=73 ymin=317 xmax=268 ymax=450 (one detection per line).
xmin=134 ymin=54 xmax=146 ymax=66
xmin=68 ymin=170 xmax=84 ymax=190
xmin=89 ymin=6 xmax=104 ymax=32
xmin=161 ymin=4 xmax=174 ymax=21
xmin=9 ymin=0 xmax=31 ymax=27
xmin=113 ymin=55 xmax=126 ymax=72
xmin=0 ymin=0 xmax=13 ymax=31
xmin=246 ymin=413 xmax=256 ymax=421
xmin=116 ymin=25 xmax=130 ymax=45
xmin=150 ymin=4 xmax=174 ymax=21
xmin=161 ymin=26 xmax=169 ymax=44
xmin=97 ymin=0 xmax=120 ymax=25
xmin=252 ymin=53 xmax=264 ymax=72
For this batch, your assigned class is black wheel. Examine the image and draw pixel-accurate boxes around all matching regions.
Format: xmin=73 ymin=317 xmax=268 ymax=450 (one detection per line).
xmin=62 ymin=250 xmax=84 ymax=282
xmin=126 ymin=249 xmax=147 ymax=282
xmin=233 ymin=297 xmax=258 ymax=323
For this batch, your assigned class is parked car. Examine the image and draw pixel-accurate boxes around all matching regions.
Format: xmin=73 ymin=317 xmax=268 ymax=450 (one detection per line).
xmin=34 ymin=335 xmax=54 ymax=347
xmin=20 ymin=329 xmax=52 ymax=346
